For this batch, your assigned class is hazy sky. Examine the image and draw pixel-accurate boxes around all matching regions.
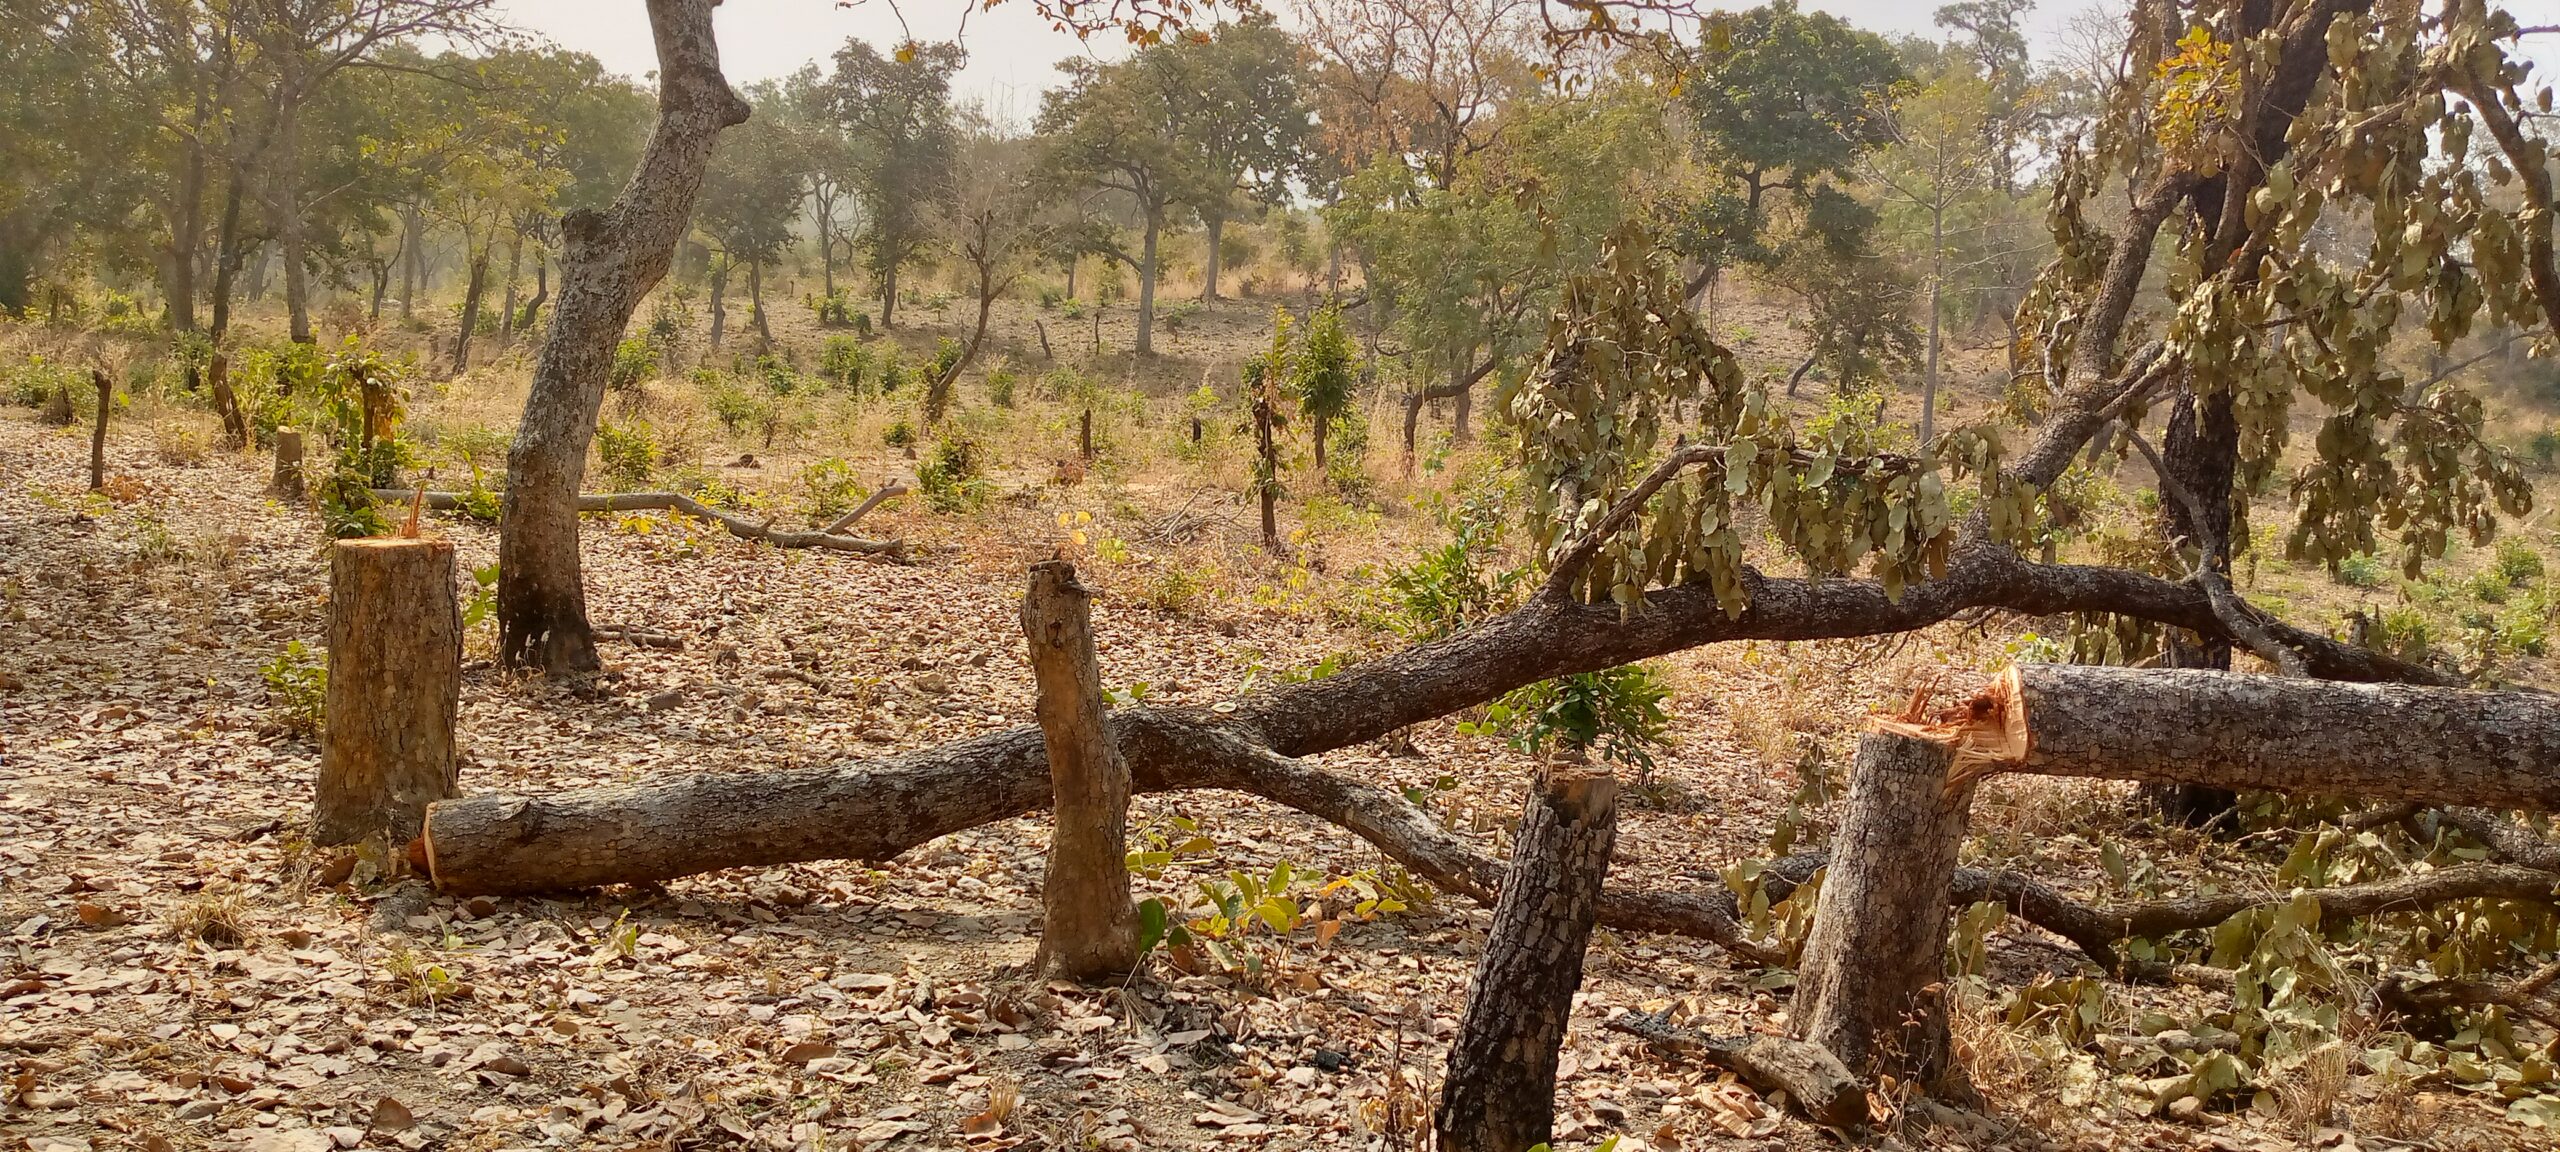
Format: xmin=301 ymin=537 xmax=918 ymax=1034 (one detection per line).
xmin=489 ymin=0 xmax=2119 ymax=115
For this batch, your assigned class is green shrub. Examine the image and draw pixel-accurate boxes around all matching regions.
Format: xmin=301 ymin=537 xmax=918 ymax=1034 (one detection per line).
xmin=876 ymin=347 xmax=907 ymax=395
xmin=883 ymin=419 xmax=916 ymax=449
xmin=799 ymin=456 xmax=867 ymax=524
xmin=819 ymin=336 xmax=870 ymax=394
xmin=1468 ymin=664 xmax=1671 ymax=776
xmin=609 ymin=337 xmax=658 ymax=393
xmin=2334 ymin=552 xmax=2385 ymax=588
xmin=261 ymin=641 xmax=328 ymax=738
xmin=700 ymin=369 xmax=769 ymax=434
xmin=596 ymin=419 xmax=659 ymax=490
xmin=810 ymin=289 xmax=859 ymax=328
xmin=986 ymin=359 xmax=1018 ymax=408
xmin=917 ymin=431 xmax=987 ymax=512
xmin=3 ymin=354 xmax=81 ymax=408
xmin=2495 ymin=537 xmax=2546 ymax=586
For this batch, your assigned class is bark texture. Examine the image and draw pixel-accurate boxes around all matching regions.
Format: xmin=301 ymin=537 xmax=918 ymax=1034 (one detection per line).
xmin=1793 ymin=733 xmax=1975 ymax=1100
xmin=208 ymin=353 xmax=247 ymax=449
xmin=1436 ymin=764 xmax=1618 ymax=1152
xmin=1975 ymin=665 xmax=2560 ymax=811
xmin=314 ymin=537 xmax=461 ymax=847
xmin=1021 ymin=561 xmax=1140 ymax=982
xmin=273 ymin=429 xmax=306 ymax=498
xmin=497 ymin=0 xmax=750 ymax=676
xmin=87 ymin=369 xmax=110 ymax=491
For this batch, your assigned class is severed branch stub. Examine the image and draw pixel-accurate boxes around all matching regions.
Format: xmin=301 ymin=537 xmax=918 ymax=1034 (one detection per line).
xmin=1022 ymin=559 xmax=1141 ymax=982
xmin=1437 ymin=762 xmax=1618 ymax=1152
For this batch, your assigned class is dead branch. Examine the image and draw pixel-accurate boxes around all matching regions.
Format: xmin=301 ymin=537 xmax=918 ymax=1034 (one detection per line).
xmin=376 ymin=489 xmax=903 ymax=556
xmin=820 ymin=483 xmax=907 ymax=535
xmin=1606 ymin=1010 xmax=1869 ymax=1129
xmin=2374 ymin=960 xmax=2560 ymax=1030
xmin=592 ymin=624 xmax=685 ymax=650
xmin=2124 ymin=430 xmax=2306 ymax=676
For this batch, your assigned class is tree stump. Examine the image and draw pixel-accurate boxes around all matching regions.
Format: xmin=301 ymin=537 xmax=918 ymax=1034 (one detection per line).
xmin=1436 ymin=763 xmax=1619 ymax=1152
xmin=208 ymin=352 xmax=248 ymax=448
xmin=88 ymin=369 xmax=111 ymax=491
xmin=1022 ymin=559 xmax=1140 ymax=982
xmin=1792 ymin=731 xmax=1976 ymax=1101
xmin=273 ymin=428 xmax=306 ymax=498
xmin=1079 ymin=408 xmax=1094 ymax=462
xmin=313 ymin=537 xmax=462 ymax=848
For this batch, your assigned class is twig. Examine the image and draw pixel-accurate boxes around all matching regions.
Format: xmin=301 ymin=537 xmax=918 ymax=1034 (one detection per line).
xmin=2123 ymin=431 xmax=2308 ymax=676
xmin=1539 ymin=442 xmax=1719 ymax=601
xmin=821 ymin=483 xmax=908 ymax=535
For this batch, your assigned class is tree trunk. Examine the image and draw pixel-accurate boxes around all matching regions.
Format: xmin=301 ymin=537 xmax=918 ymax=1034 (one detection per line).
xmin=748 ymin=259 xmax=770 ymax=343
xmin=87 ymin=370 xmax=111 ymax=491
xmin=1021 ymin=561 xmax=1141 ymax=982
xmin=1311 ymin=418 xmax=1328 ymax=471
xmin=707 ymin=256 xmax=728 ymax=350
xmin=1451 ymin=360 xmax=1473 ymax=444
xmin=518 ymin=263 xmax=549 ymax=331
xmin=1909 ymin=664 xmax=2560 ymax=812
xmin=498 ymin=231 xmax=524 ymax=343
xmin=497 ymin=0 xmax=752 ymax=677
xmin=274 ymin=91 xmax=313 ymax=342
xmin=274 ymin=428 xmax=305 ymax=498
xmin=1201 ymin=211 xmax=1223 ymax=302
xmin=879 ymin=260 xmax=897 ymax=330
xmin=208 ymin=352 xmax=247 ymax=450
xmin=210 ymin=166 xmax=247 ymax=341
xmin=453 ymin=248 xmax=489 ymax=374
xmin=166 ymin=139 xmax=206 ymax=334
xmin=1435 ymin=762 xmax=1618 ymax=1152
xmin=314 ymin=536 xmax=461 ymax=848
xmin=401 ymin=204 xmax=422 ymax=320
xmin=1135 ymin=212 xmax=1159 ymax=356
xmin=2140 ymin=386 xmax=2245 ymax=823
xmin=1253 ymin=389 xmax=1280 ymax=552
xmin=1079 ymin=408 xmax=1093 ymax=462
xmin=1792 ymin=732 xmax=1975 ymax=1100
xmin=1921 ymin=205 xmax=1943 ymax=450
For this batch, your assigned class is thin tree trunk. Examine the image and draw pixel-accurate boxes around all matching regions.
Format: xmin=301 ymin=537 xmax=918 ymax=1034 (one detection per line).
xmin=1921 ymin=206 xmax=1943 ymax=450
xmin=1792 ymin=732 xmax=1975 ymax=1100
xmin=273 ymin=428 xmax=305 ymax=498
xmin=315 ymin=536 xmax=461 ymax=847
xmin=748 ymin=259 xmax=770 ymax=343
xmin=518 ymin=263 xmax=549 ymax=330
xmin=879 ymin=260 xmax=898 ymax=330
xmin=1201 ymin=211 xmax=1223 ymax=301
xmin=210 ymin=166 xmax=247 ymax=341
xmin=708 ymin=256 xmax=729 ymax=349
xmin=498 ymin=231 xmax=524 ymax=343
xmin=88 ymin=370 xmax=111 ymax=491
xmin=1311 ymin=418 xmax=1328 ymax=471
xmin=453 ymin=247 xmax=489 ymax=374
xmin=1436 ymin=762 xmax=1618 ymax=1152
xmin=401 ymin=204 xmax=422 ymax=320
xmin=1022 ymin=561 xmax=1141 ymax=982
xmin=208 ymin=353 xmax=247 ymax=449
xmin=274 ymin=91 xmax=312 ymax=342
xmin=2141 ymin=386 xmax=2244 ymax=823
xmin=498 ymin=0 xmax=752 ymax=677
xmin=166 ymin=139 xmax=206 ymax=334
xmin=1135 ymin=212 xmax=1159 ymax=356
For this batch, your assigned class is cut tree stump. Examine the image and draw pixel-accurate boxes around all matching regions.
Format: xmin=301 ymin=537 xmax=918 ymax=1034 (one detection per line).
xmin=1881 ymin=664 xmax=2560 ymax=811
xmin=1793 ymin=731 xmax=1975 ymax=1101
xmin=209 ymin=352 xmax=247 ymax=448
xmin=1022 ymin=560 xmax=1140 ymax=982
xmin=88 ymin=369 xmax=110 ymax=491
xmin=1436 ymin=762 xmax=1618 ymax=1152
xmin=313 ymin=536 xmax=461 ymax=848
xmin=273 ymin=428 xmax=306 ymax=498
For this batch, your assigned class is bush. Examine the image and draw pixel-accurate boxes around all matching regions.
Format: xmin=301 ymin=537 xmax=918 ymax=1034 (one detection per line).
xmin=2468 ymin=569 xmax=2512 ymax=604
xmin=261 ymin=641 xmax=327 ymax=738
xmin=876 ymin=347 xmax=907 ymax=395
xmin=883 ymin=419 xmax=916 ymax=449
xmin=596 ymin=419 xmax=659 ymax=490
xmin=700 ymin=369 xmax=769 ymax=435
xmin=4 ymin=355 xmax=82 ymax=409
xmin=918 ymin=431 xmax=987 ymax=512
xmin=810 ymin=289 xmax=859 ymax=328
xmin=2334 ymin=552 xmax=2385 ymax=588
xmin=609 ymin=337 xmax=659 ymax=393
xmin=923 ymin=338 xmax=964 ymax=423
xmin=1324 ymin=412 xmax=1371 ymax=494
xmin=1469 ymin=664 xmax=1672 ymax=776
xmin=799 ymin=456 xmax=866 ymax=524
xmin=819 ymin=336 xmax=870 ymax=394
xmin=987 ymin=359 xmax=1018 ymax=408
xmin=2495 ymin=537 xmax=2546 ymax=586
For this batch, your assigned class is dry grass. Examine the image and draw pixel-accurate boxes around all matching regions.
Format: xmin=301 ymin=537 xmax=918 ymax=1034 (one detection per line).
xmin=166 ymin=889 xmax=251 ymax=946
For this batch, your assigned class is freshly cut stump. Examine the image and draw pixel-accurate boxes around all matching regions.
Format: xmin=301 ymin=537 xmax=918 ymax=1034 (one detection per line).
xmin=1023 ymin=560 xmax=1140 ymax=982
xmin=1436 ymin=763 xmax=1618 ymax=1152
xmin=1793 ymin=731 xmax=1975 ymax=1101
xmin=313 ymin=537 xmax=461 ymax=847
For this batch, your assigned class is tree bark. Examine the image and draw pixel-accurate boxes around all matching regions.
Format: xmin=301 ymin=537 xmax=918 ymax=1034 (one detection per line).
xmin=497 ymin=0 xmax=751 ymax=677
xmin=1135 ymin=212 xmax=1159 ymax=355
xmin=517 ymin=263 xmax=549 ymax=331
xmin=274 ymin=428 xmax=306 ymax=498
xmin=2141 ymin=386 xmax=2244 ymax=822
xmin=1201 ymin=211 xmax=1223 ymax=302
xmin=314 ymin=536 xmax=461 ymax=847
xmin=208 ymin=353 xmax=245 ymax=453
xmin=1901 ymin=664 xmax=2560 ymax=811
xmin=1607 ymin=1011 xmax=1868 ymax=1128
xmin=1436 ymin=763 xmax=1618 ymax=1152
xmin=400 ymin=204 xmax=422 ymax=320
xmin=453 ymin=248 xmax=489 ymax=373
xmin=748 ymin=258 xmax=770 ymax=343
xmin=707 ymin=256 xmax=729 ymax=349
xmin=88 ymin=369 xmax=111 ymax=491
xmin=1792 ymin=732 xmax=1975 ymax=1100
xmin=273 ymin=90 xmax=313 ymax=343
xmin=1021 ymin=561 xmax=1141 ymax=982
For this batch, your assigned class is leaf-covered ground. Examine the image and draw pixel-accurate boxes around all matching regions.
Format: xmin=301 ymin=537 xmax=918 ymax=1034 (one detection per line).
xmin=1 ymin=404 xmax=2546 ymax=1152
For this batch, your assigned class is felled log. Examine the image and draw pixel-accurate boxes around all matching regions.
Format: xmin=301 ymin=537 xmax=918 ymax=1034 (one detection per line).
xmin=1022 ymin=561 xmax=1140 ymax=982
xmin=314 ymin=536 xmax=461 ymax=847
xmin=1884 ymin=664 xmax=2560 ymax=811
xmin=374 ymin=489 xmax=903 ymax=556
xmin=1607 ymin=1010 xmax=1868 ymax=1130
xmin=1437 ymin=764 xmax=1617 ymax=1152
xmin=1792 ymin=733 xmax=1975 ymax=1101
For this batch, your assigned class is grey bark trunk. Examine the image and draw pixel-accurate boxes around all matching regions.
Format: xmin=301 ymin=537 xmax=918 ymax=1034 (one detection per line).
xmin=1022 ymin=561 xmax=1141 ymax=982
xmin=1792 ymin=732 xmax=1975 ymax=1100
xmin=452 ymin=247 xmax=489 ymax=373
xmin=1135 ymin=212 xmax=1159 ymax=356
xmin=497 ymin=0 xmax=751 ymax=676
xmin=1201 ymin=212 xmax=1223 ymax=301
xmin=274 ymin=91 xmax=313 ymax=342
xmin=1436 ymin=763 xmax=1618 ymax=1152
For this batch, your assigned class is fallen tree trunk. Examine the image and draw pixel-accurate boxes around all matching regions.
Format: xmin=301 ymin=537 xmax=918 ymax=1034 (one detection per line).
xmin=377 ymin=489 xmax=902 ymax=556
xmin=1891 ymin=664 xmax=2560 ymax=811
xmin=1607 ymin=1010 xmax=1868 ymax=1129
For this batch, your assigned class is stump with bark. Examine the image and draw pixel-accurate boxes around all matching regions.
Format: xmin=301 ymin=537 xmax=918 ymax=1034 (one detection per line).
xmin=273 ymin=429 xmax=306 ymax=498
xmin=1022 ymin=560 xmax=1140 ymax=982
xmin=1436 ymin=763 xmax=1618 ymax=1152
xmin=313 ymin=536 xmax=462 ymax=847
xmin=208 ymin=352 xmax=248 ymax=449
xmin=1793 ymin=732 xmax=1976 ymax=1101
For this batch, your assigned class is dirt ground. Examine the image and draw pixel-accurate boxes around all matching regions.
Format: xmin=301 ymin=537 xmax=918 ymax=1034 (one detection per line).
xmin=3 ymin=320 xmax=2551 ymax=1152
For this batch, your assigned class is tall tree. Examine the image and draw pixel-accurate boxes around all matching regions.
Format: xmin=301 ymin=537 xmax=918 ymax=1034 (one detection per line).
xmin=1866 ymin=58 xmax=1999 ymax=447
xmin=1160 ymin=15 xmax=1313 ymax=301
xmin=821 ymin=38 xmax=959 ymax=330
xmin=497 ymin=0 xmax=749 ymax=675
xmin=696 ymin=86 xmax=807 ymax=347
xmin=1035 ymin=54 xmax=1206 ymax=356
xmin=927 ymin=121 xmax=1039 ymax=412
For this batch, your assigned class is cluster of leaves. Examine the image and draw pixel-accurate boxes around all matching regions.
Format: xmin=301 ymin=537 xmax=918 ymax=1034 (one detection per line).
xmin=1464 ymin=665 xmax=1671 ymax=777
xmin=260 ymin=641 xmax=327 ymax=738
